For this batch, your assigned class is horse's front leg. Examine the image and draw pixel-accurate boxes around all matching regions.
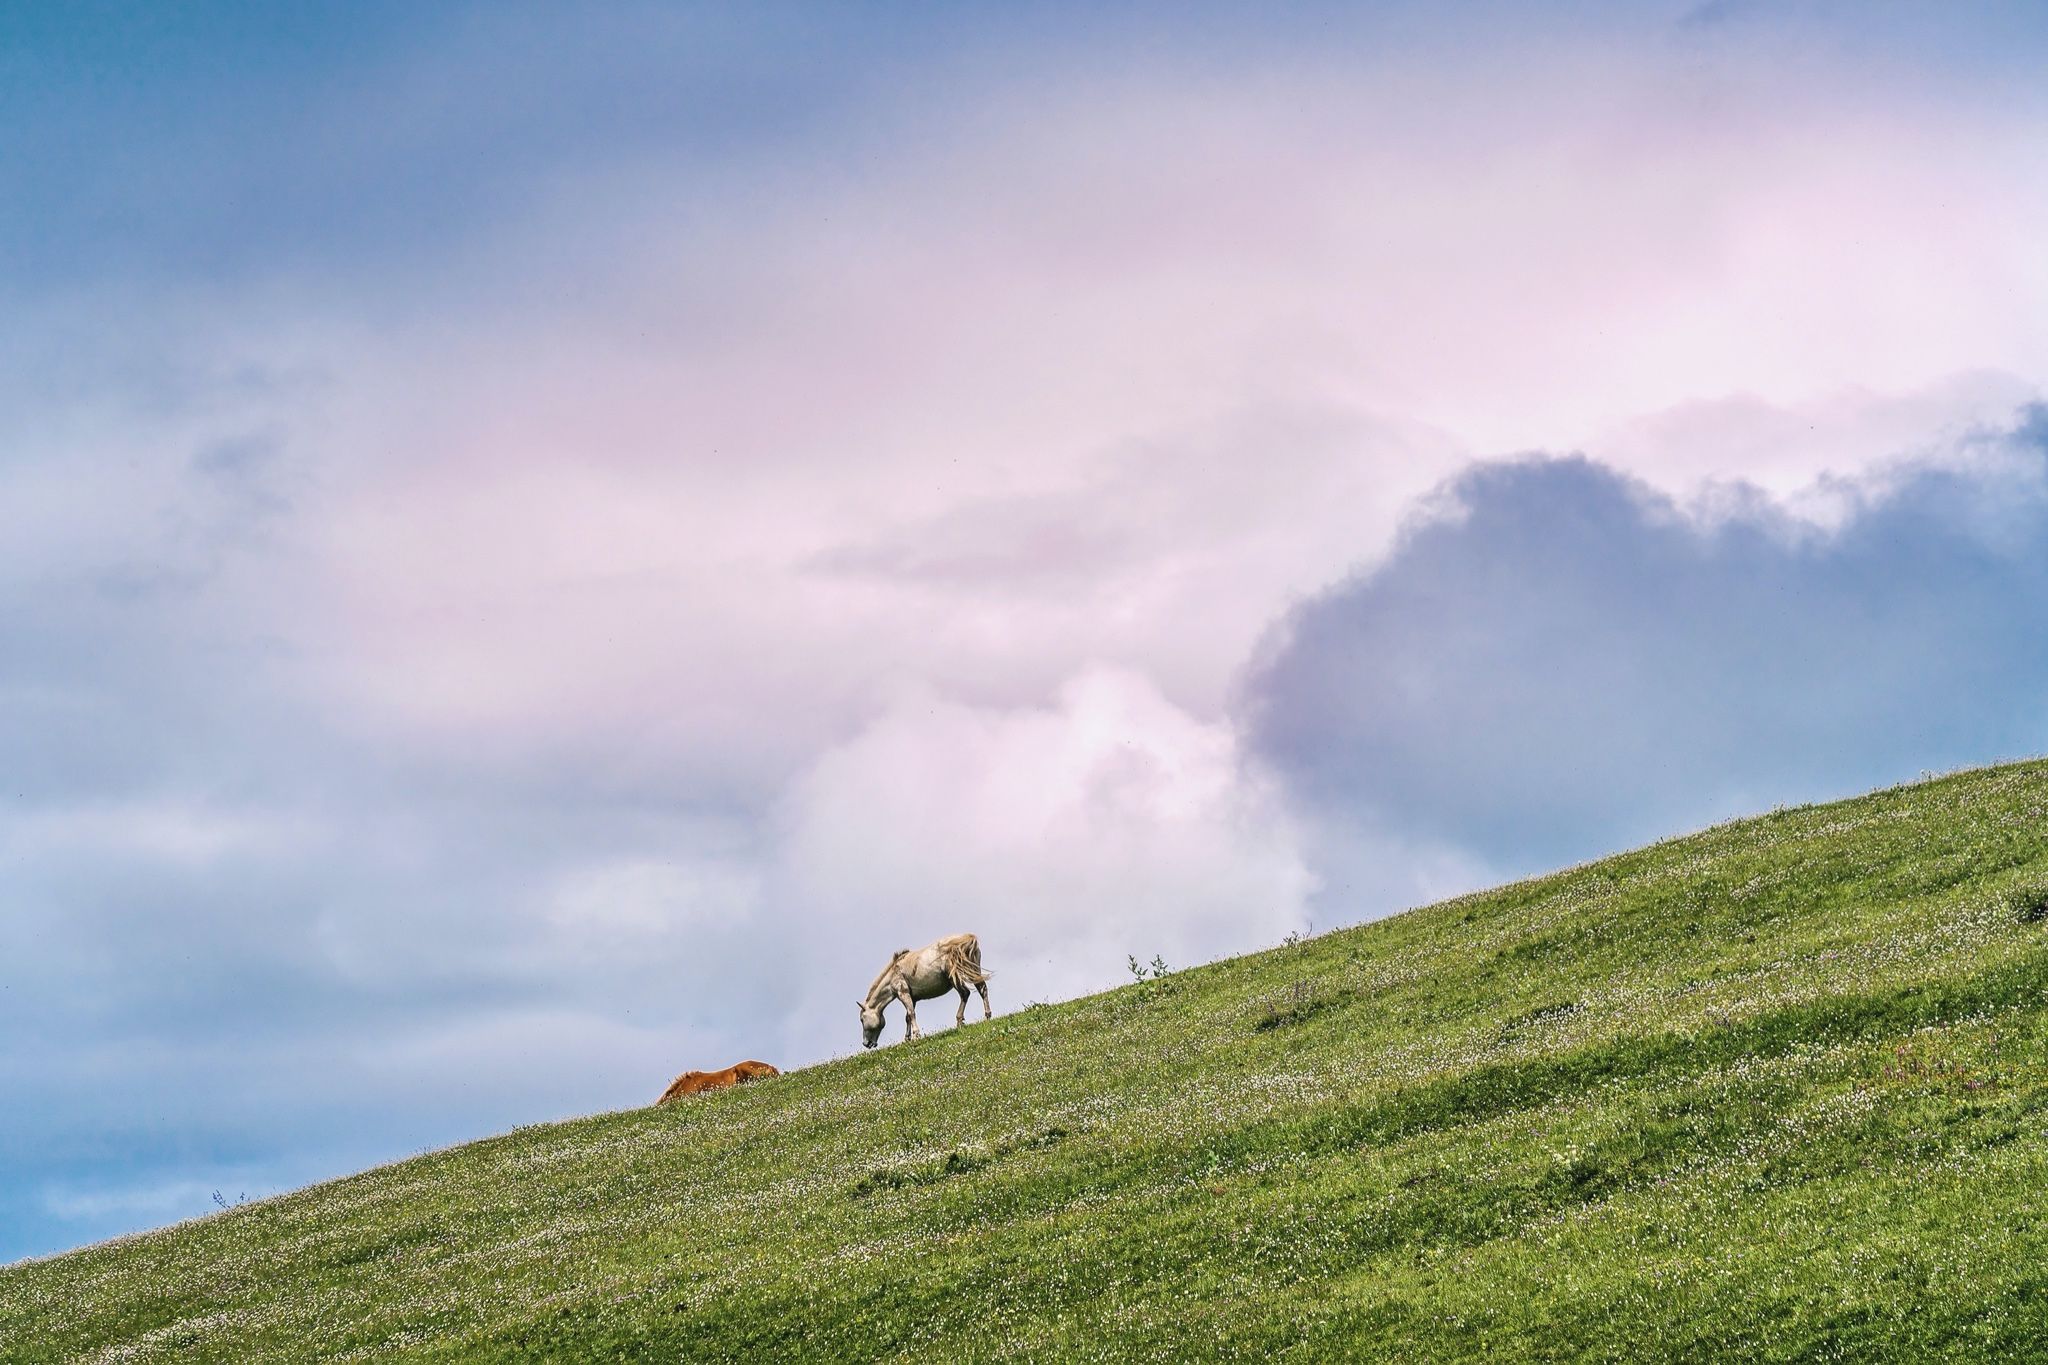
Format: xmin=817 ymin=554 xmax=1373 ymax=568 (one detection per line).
xmin=898 ymin=989 xmax=919 ymax=1041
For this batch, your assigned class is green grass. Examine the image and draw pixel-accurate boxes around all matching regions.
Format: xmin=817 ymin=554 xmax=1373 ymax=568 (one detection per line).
xmin=9 ymin=761 xmax=2048 ymax=1361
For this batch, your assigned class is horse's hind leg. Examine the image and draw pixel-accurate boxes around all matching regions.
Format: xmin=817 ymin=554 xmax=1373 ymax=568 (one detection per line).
xmin=955 ymin=983 xmax=970 ymax=1027
xmin=976 ymin=979 xmax=991 ymax=1020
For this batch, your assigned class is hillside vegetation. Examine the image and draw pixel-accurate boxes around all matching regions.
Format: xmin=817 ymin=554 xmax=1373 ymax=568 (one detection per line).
xmin=7 ymin=762 xmax=2048 ymax=1361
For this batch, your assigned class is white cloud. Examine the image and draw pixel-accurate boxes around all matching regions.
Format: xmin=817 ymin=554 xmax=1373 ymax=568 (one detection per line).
xmin=2 ymin=800 xmax=317 ymax=868
xmin=547 ymin=856 xmax=760 ymax=941
xmin=1583 ymin=371 xmax=2043 ymax=512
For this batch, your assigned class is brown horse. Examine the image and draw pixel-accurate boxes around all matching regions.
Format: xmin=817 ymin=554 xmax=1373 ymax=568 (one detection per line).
xmin=655 ymin=1059 xmax=779 ymax=1105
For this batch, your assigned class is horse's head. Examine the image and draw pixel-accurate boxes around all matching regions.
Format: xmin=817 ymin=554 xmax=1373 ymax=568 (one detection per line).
xmin=858 ymin=1000 xmax=884 ymax=1049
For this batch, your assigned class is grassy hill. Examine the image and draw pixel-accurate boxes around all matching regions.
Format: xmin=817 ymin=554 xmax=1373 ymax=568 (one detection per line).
xmin=8 ymin=762 xmax=2048 ymax=1361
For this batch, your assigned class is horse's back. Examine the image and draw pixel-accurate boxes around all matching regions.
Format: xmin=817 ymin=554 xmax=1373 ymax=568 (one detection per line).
xmin=656 ymin=1070 xmax=715 ymax=1104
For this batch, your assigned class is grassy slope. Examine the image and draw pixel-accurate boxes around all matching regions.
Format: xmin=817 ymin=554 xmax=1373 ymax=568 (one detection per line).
xmin=8 ymin=763 xmax=2048 ymax=1362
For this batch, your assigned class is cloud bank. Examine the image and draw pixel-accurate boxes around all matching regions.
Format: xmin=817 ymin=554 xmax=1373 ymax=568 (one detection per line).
xmin=1246 ymin=409 xmax=2048 ymax=886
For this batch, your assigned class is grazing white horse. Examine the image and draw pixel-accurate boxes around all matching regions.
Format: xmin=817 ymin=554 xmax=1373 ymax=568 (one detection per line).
xmin=859 ymin=934 xmax=992 ymax=1048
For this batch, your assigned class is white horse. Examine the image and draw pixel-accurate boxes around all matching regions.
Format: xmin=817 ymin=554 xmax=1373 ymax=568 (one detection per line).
xmin=859 ymin=933 xmax=992 ymax=1048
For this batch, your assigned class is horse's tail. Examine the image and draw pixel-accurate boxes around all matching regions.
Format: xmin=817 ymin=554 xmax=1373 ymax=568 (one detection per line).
xmin=945 ymin=934 xmax=991 ymax=986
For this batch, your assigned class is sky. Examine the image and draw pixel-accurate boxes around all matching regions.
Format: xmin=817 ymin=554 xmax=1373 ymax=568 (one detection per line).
xmin=6 ymin=0 xmax=2048 ymax=1261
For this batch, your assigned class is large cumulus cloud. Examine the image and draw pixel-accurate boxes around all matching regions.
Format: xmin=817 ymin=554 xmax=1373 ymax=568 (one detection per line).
xmin=1244 ymin=410 xmax=2048 ymax=881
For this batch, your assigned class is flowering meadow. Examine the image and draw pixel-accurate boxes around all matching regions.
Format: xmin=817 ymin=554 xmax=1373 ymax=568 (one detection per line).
xmin=6 ymin=762 xmax=2048 ymax=1360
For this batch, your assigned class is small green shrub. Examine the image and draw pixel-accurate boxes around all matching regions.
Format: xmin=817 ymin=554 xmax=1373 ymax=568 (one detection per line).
xmin=1128 ymin=953 xmax=1171 ymax=981
xmin=1255 ymin=979 xmax=1333 ymax=1031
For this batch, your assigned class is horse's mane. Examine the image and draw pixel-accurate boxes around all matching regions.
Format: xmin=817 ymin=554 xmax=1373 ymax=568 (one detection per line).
xmin=865 ymin=948 xmax=914 ymax=1000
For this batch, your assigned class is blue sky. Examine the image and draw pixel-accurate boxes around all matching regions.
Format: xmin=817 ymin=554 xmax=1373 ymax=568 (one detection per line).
xmin=7 ymin=2 xmax=2048 ymax=1262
